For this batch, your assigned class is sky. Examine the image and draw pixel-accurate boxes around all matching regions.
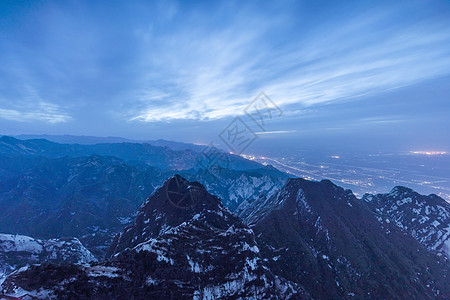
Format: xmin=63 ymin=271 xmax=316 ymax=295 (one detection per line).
xmin=0 ymin=0 xmax=449 ymax=153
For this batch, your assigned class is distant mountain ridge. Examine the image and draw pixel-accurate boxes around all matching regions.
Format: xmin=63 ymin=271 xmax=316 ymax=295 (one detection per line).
xmin=13 ymin=134 xmax=207 ymax=151
xmin=0 ymin=135 xmax=261 ymax=171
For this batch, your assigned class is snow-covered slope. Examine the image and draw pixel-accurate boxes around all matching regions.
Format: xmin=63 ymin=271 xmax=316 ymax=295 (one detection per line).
xmin=0 ymin=234 xmax=96 ymax=285
xmin=363 ymin=186 xmax=450 ymax=258
xmin=189 ymin=166 xmax=288 ymax=211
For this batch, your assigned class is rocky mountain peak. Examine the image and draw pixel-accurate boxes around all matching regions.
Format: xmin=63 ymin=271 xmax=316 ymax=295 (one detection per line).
xmin=107 ymin=175 xmax=227 ymax=257
xmin=162 ymin=174 xmax=221 ymax=210
xmin=388 ymin=185 xmax=416 ymax=196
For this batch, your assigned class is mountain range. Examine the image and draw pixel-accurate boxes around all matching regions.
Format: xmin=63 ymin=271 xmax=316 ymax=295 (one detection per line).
xmin=13 ymin=134 xmax=206 ymax=151
xmin=0 ymin=136 xmax=449 ymax=299
xmin=1 ymin=175 xmax=449 ymax=299
xmin=0 ymin=136 xmax=287 ymax=258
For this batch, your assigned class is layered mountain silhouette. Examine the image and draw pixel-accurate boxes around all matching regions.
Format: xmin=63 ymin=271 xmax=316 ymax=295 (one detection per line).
xmin=0 ymin=135 xmax=261 ymax=171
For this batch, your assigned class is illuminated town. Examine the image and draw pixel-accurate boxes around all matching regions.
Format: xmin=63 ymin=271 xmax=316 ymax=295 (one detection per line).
xmin=243 ymin=150 xmax=450 ymax=202
xmin=410 ymin=151 xmax=448 ymax=155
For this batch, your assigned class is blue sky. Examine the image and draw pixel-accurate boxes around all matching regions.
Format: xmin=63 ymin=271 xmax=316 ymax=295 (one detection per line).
xmin=0 ymin=0 xmax=449 ymax=152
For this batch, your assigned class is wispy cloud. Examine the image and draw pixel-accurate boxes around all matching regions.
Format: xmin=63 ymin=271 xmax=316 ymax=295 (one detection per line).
xmin=357 ymin=117 xmax=404 ymax=125
xmin=0 ymin=86 xmax=71 ymax=123
xmin=0 ymin=103 xmax=71 ymax=123
xmin=126 ymin=2 xmax=450 ymax=122
xmin=255 ymin=130 xmax=296 ymax=135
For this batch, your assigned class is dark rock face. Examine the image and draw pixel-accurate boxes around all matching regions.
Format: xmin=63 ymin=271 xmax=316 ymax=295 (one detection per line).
xmin=0 ymin=175 xmax=307 ymax=299
xmin=247 ymin=178 xmax=450 ymax=299
xmin=363 ymin=186 xmax=450 ymax=258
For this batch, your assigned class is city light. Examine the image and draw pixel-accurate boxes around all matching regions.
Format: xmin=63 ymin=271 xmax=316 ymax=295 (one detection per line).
xmin=240 ymin=154 xmax=256 ymax=160
xmin=410 ymin=151 xmax=447 ymax=155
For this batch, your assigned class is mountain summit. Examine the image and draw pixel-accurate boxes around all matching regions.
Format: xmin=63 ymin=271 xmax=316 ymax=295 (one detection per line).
xmin=107 ymin=174 xmax=229 ymax=256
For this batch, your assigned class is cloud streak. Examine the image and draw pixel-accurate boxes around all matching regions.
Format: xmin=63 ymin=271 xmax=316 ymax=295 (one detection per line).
xmin=0 ymin=102 xmax=71 ymax=123
xmin=0 ymin=86 xmax=71 ymax=123
xmin=126 ymin=1 xmax=450 ymax=122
